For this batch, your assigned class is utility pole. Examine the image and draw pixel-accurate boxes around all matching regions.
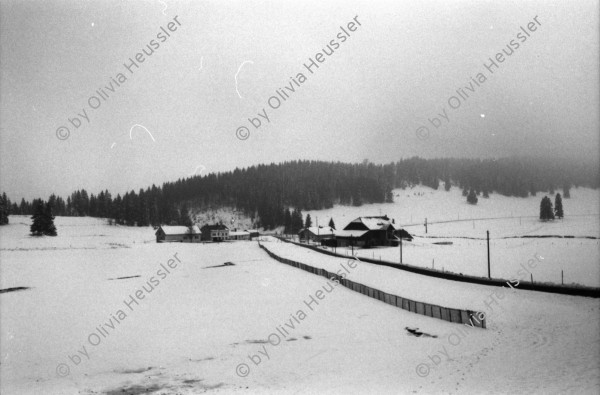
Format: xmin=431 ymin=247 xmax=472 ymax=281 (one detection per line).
xmin=399 ymin=236 xmax=403 ymax=264
xmin=487 ymin=230 xmax=491 ymax=279
xmin=333 ymin=228 xmax=336 ymax=254
xmin=424 ymin=218 xmax=428 ymax=234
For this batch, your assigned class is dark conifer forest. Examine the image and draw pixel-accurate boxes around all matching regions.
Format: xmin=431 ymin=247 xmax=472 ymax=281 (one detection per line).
xmin=2 ymin=157 xmax=598 ymax=229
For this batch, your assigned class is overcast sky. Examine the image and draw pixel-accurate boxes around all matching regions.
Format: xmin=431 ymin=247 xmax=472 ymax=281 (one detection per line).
xmin=1 ymin=0 xmax=598 ymax=200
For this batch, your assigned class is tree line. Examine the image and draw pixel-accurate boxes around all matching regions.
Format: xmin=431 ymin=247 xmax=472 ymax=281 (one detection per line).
xmin=1 ymin=157 xmax=597 ymax=229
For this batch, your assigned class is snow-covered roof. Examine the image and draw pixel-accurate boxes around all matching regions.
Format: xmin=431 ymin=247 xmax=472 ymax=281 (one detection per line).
xmin=157 ymin=225 xmax=200 ymax=235
xmin=229 ymin=231 xmax=250 ymax=236
xmin=334 ymin=230 xmax=369 ymax=238
xmin=301 ymin=226 xmax=335 ymax=235
xmin=346 ymin=216 xmax=395 ymax=231
xmin=201 ymin=224 xmax=229 ymax=231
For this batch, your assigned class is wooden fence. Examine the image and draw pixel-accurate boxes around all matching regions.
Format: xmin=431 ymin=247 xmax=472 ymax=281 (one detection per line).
xmin=259 ymin=242 xmax=486 ymax=328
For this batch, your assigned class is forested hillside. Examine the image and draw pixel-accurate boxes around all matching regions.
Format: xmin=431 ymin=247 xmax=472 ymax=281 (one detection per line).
xmin=3 ymin=157 xmax=598 ymax=229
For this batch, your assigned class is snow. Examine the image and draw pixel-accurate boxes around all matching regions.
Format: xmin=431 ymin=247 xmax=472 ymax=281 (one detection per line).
xmin=257 ymin=237 xmax=600 ymax=393
xmin=305 ymin=185 xmax=599 ymax=231
xmin=304 ymin=186 xmax=600 ymax=287
xmin=339 ymin=236 xmax=600 ymax=287
xmin=303 ymin=226 xmax=335 ymax=235
xmin=158 ymin=225 xmax=200 ymax=235
xmin=347 ymin=216 xmax=394 ymax=230
xmin=334 ymin=229 xmax=369 ymax=238
xmin=1 ymin=186 xmax=599 ymax=394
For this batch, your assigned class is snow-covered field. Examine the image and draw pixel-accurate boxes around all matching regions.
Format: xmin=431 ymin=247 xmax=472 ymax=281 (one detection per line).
xmin=304 ymin=186 xmax=600 ymax=287
xmin=1 ymin=214 xmax=599 ymax=394
xmin=304 ymin=185 xmax=600 ymax=229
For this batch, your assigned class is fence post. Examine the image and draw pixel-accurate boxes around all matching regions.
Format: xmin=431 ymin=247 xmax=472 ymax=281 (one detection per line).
xmin=487 ymin=230 xmax=491 ymax=279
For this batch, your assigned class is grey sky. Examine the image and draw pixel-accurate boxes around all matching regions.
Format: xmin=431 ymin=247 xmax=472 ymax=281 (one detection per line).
xmin=1 ymin=0 xmax=598 ymax=200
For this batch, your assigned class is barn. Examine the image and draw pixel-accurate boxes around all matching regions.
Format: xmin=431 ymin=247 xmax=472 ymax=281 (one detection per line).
xmin=298 ymin=226 xmax=335 ymax=243
xmin=334 ymin=215 xmax=411 ymax=248
xmin=155 ymin=225 xmax=201 ymax=243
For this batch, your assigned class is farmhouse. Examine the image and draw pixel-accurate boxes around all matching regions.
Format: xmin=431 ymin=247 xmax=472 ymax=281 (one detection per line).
xmin=200 ymin=224 xmax=229 ymax=242
xmin=155 ymin=225 xmax=201 ymax=243
xmin=298 ymin=226 xmax=335 ymax=243
xmin=335 ymin=215 xmax=411 ymax=248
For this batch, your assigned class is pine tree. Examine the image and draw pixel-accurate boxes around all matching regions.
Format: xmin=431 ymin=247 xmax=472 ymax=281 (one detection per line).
xmin=30 ymin=202 xmax=46 ymax=236
xmin=555 ymin=193 xmax=564 ymax=219
xmin=467 ymin=189 xmax=478 ymax=205
xmin=328 ymin=217 xmax=336 ymax=230
xmin=0 ymin=192 xmax=9 ymax=225
xmin=20 ymin=198 xmax=29 ymax=215
xmin=136 ymin=189 xmax=150 ymax=226
xmin=539 ymin=196 xmax=555 ymax=221
xmin=304 ymin=213 xmax=312 ymax=228
xmin=283 ymin=209 xmax=292 ymax=234
xmin=291 ymin=209 xmax=303 ymax=234
xmin=444 ymin=177 xmax=451 ymax=191
xmin=462 ymin=186 xmax=469 ymax=197
xmin=44 ymin=202 xmax=57 ymax=236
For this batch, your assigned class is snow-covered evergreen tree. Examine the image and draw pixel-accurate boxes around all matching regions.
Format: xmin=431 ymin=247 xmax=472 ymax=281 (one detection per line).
xmin=555 ymin=193 xmax=564 ymax=218
xmin=467 ymin=189 xmax=478 ymax=205
xmin=328 ymin=217 xmax=336 ymax=230
xmin=44 ymin=202 xmax=57 ymax=236
xmin=30 ymin=202 xmax=56 ymax=236
xmin=304 ymin=214 xmax=312 ymax=228
xmin=540 ymin=196 xmax=555 ymax=221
